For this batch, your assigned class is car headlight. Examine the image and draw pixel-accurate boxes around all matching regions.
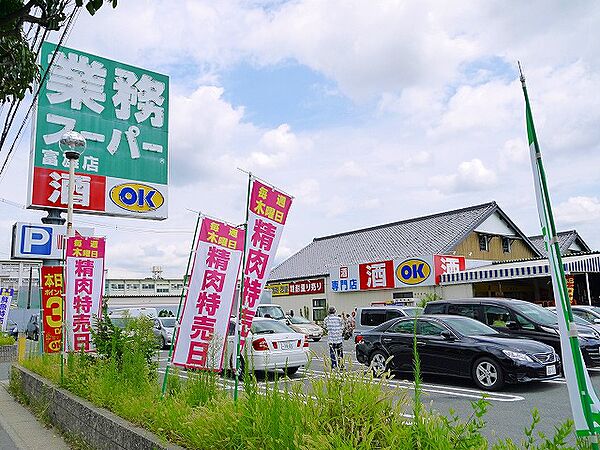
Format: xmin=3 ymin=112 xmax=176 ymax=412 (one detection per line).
xmin=502 ymin=350 xmax=533 ymax=362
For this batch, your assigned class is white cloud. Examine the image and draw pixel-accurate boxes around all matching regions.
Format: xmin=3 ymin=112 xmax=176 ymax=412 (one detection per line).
xmin=429 ymin=159 xmax=498 ymax=194
xmin=556 ymin=197 xmax=600 ymax=225
xmin=335 ymin=161 xmax=366 ymax=178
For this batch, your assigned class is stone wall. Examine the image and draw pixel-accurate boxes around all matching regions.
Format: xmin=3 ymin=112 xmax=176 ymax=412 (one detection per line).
xmin=0 ymin=344 xmax=16 ymax=362
xmin=10 ymin=365 xmax=185 ymax=450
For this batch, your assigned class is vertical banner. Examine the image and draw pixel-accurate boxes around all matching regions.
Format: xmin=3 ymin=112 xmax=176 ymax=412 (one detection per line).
xmin=566 ymin=275 xmax=575 ymax=304
xmin=172 ymin=217 xmax=244 ymax=371
xmin=0 ymin=288 xmax=14 ymax=332
xmin=239 ymin=178 xmax=293 ymax=348
xmin=41 ymin=266 xmax=64 ymax=353
xmin=65 ymin=236 xmax=106 ymax=352
xmin=521 ymin=67 xmax=600 ymax=442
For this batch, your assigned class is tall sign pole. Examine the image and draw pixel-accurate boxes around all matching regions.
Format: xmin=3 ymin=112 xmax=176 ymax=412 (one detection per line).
xmin=520 ymin=63 xmax=600 ymax=447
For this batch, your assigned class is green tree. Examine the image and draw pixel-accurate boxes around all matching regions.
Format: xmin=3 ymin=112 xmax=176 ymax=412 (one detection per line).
xmin=0 ymin=0 xmax=118 ymax=103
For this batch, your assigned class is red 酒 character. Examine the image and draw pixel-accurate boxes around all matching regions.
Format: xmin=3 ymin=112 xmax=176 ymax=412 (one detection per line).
xmin=187 ymin=341 xmax=210 ymax=367
xmin=190 ymin=315 xmax=216 ymax=340
xmin=196 ymin=291 xmax=221 ymax=316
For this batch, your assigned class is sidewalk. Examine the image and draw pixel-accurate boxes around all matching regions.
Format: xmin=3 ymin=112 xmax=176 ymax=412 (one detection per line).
xmin=0 ymin=363 xmax=69 ymax=450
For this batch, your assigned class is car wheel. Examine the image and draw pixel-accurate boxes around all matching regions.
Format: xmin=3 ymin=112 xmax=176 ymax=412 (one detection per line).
xmin=284 ymin=366 xmax=299 ymax=376
xmin=472 ymin=357 xmax=504 ymax=391
xmin=312 ymin=337 xmax=321 ymax=342
xmin=369 ymin=350 xmax=389 ymax=377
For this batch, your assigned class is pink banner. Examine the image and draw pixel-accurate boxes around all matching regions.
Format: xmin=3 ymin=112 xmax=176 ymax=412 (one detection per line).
xmin=239 ymin=177 xmax=293 ymax=349
xmin=65 ymin=236 xmax=106 ymax=352
xmin=172 ymin=217 xmax=245 ymax=371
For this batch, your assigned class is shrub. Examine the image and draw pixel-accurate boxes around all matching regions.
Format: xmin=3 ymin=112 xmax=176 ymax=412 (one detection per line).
xmin=0 ymin=332 xmax=15 ymax=346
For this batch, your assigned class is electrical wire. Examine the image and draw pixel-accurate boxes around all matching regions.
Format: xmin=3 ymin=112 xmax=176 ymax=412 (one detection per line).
xmin=0 ymin=5 xmax=81 ymax=180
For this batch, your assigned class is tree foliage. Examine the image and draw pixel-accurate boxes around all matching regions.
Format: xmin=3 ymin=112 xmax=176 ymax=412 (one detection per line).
xmin=0 ymin=0 xmax=118 ymax=103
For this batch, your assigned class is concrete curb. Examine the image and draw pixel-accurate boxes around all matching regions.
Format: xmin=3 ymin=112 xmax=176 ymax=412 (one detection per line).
xmin=10 ymin=365 xmax=186 ymax=450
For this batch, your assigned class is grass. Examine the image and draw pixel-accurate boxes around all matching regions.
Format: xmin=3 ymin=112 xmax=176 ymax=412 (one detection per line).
xmin=14 ymin=318 xmax=593 ymax=450
xmin=0 ymin=332 xmax=15 ymax=346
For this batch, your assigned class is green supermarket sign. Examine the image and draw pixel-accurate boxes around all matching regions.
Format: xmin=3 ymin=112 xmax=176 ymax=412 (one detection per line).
xmin=28 ymin=42 xmax=169 ymax=219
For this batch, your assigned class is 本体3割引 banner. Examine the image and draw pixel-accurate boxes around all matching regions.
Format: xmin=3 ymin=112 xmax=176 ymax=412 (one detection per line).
xmin=172 ymin=217 xmax=245 ymax=371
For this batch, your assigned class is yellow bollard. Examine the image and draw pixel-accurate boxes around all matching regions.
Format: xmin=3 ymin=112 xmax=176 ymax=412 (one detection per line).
xmin=17 ymin=333 xmax=26 ymax=362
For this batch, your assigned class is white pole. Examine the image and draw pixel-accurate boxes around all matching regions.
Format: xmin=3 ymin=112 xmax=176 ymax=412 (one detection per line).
xmin=586 ymin=272 xmax=592 ymax=306
xmin=66 ymin=158 xmax=76 ymax=238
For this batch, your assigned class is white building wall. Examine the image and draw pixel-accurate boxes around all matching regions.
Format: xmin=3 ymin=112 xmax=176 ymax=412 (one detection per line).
xmin=441 ymin=283 xmax=474 ymax=299
xmin=271 ymin=276 xmax=440 ymax=321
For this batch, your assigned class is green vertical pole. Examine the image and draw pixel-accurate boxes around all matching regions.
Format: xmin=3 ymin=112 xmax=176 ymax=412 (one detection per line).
xmin=234 ymin=173 xmax=252 ymax=402
xmin=521 ymin=65 xmax=600 ymax=447
xmin=161 ymin=213 xmax=203 ymax=396
xmin=38 ymin=266 xmax=43 ymax=355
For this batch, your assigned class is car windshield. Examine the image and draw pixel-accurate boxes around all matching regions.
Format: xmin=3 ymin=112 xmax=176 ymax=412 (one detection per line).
xmin=258 ymin=305 xmax=285 ymax=320
xmin=588 ymin=307 xmax=600 ymax=316
xmin=442 ymin=316 xmax=499 ymax=336
xmin=511 ymin=302 xmax=558 ymax=326
xmin=252 ymin=320 xmax=294 ymax=334
xmin=110 ymin=318 xmax=133 ymax=329
xmin=289 ymin=316 xmax=311 ymax=324
xmin=403 ymin=307 xmax=424 ymax=317
xmin=160 ymin=318 xmax=177 ymax=327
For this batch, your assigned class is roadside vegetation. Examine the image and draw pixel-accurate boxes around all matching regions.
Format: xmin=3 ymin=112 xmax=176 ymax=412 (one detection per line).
xmin=0 ymin=332 xmax=15 ymax=346
xmin=15 ymin=316 xmax=592 ymax=449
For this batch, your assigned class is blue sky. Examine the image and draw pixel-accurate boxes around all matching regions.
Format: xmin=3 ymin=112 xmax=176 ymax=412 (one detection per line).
xmin=1 ymin=1 xmax=600 ymax=278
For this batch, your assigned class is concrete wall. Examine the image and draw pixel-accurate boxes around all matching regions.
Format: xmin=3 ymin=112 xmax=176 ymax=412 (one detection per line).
xmin=440 ymin=283 xmax=474 ymax=299
xmin=11 ymin=365 xmax=184 ymax=450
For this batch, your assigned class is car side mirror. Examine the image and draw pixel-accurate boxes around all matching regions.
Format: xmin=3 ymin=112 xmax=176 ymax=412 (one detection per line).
xmin=440 ymin=330 xmax=455 ymax=340
xmin=505 ymin=321 xmax=519 ymax=330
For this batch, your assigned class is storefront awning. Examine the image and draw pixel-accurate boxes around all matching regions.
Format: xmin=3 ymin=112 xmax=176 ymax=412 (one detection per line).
xmin=441 ymin=253 xmax=600 ymax=285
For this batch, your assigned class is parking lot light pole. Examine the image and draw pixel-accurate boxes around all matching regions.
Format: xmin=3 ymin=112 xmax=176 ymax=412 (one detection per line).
xmin=58 ymin=131 xmax=86 ymax=382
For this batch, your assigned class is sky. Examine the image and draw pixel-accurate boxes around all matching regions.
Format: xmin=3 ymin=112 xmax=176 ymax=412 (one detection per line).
xmin=1 ymin=1 xmax=600 ymax=279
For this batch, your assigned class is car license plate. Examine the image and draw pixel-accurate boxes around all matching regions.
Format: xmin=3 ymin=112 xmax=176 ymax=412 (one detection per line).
xmin=279 ymin=341 xmax=294 ymax=350
xmin=546 ymin=365 xmax=557 ymax=376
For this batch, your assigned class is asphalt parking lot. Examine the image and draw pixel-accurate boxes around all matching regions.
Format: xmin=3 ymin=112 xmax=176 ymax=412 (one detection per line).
xmin=156 ymin=339 xmax=600 ymax=442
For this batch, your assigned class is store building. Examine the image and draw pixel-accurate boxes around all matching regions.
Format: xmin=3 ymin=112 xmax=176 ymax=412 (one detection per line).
xmin=267 ymin=202 xmax=598 ymax=321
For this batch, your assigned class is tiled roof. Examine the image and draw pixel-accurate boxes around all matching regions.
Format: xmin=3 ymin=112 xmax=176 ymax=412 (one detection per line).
xmin=528 ymin=230 xmax=591 ymax=255
xmin=270 ymin=201 xmax=510 ymax=281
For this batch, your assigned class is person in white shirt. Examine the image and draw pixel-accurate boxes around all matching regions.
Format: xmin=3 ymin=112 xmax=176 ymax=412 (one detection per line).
xmin=323 ymin=306 xmax=344 ymax=369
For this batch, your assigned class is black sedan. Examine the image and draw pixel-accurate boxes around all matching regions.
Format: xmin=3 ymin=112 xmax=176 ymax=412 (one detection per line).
xmin=355 ymin=315 xmax=561 ymax=391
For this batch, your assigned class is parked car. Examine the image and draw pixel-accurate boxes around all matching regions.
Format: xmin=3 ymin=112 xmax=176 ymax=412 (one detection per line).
xmin=7 ymin=319 xmax=18 ymax=339
xmin=424 ymin=298 xmax=600 ymax=368
xmin=255 ymin=304 xmax=289 ymax=323
xmin=153 ymin=317 xmax=176 ymax=349
xmin=547 ymin=307 xmax=600 ymax=334
xmin=569 ymin=305 xmax=600 ymax=325
xmin=224 ymin=317 xmax=309 ymax=375
xmin=353 ymin=306 xmax=424 ymax=340
xmin=25 ymin=314 xmax=39 ymax=341
xmin=286 ymin=315 xmax=323 ymax=341
xmin=355 ymin=315 xmax=561 ymax=391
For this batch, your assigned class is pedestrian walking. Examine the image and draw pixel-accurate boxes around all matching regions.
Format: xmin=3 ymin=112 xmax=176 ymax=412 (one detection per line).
xmin=323 ymin=306 xmax=344 ymax=369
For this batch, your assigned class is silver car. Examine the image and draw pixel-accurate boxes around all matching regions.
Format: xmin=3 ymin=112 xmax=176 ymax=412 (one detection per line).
xmin=286 ymin=315 xmax=324 ymax=342
xmin=153 ymin=317 xmax=176 ymax=349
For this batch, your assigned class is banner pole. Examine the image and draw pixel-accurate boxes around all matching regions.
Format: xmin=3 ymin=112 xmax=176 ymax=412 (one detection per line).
xmin=234 ymin=172 xmax=252 ymax=403
xmin=161 ymin=212 xmax=202 ymax=396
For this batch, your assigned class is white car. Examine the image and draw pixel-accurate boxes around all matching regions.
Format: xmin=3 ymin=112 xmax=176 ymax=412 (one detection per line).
xmin=225 ymin=317 xmax=309 ymax=375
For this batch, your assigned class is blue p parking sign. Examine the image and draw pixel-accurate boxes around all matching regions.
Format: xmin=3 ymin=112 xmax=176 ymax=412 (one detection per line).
xmin=20 ymin=225 xmax=53 ymax=255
